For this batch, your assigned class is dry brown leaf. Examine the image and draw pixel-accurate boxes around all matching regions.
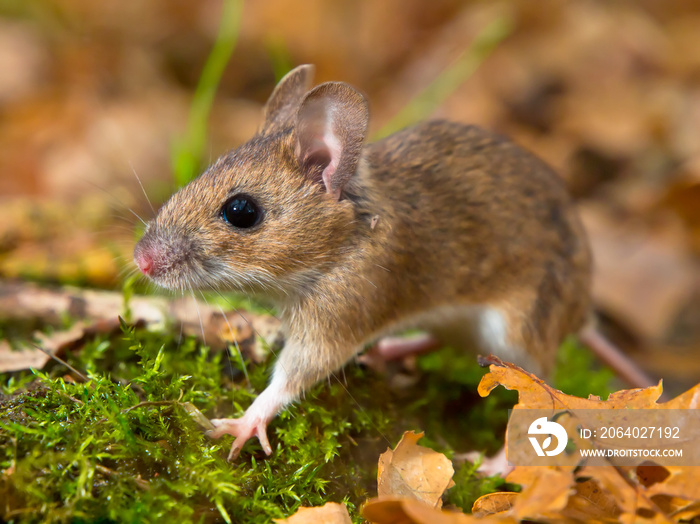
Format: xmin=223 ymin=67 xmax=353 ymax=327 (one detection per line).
xmin=559 ymin=478 xmax=621 ymax=522
xmin=667 ymin=500 xmax=700 ymax=522
xmin=478 ymin=355 xmax=699 ymax=410
xmin=644 ymin=465 xmax=700 ymax=501
xmin=377 ymin=431 xmax=455 ymax=509
xmin=657 ymin=163 xmax=700 ymax=255
xmin=361 ymin=498 xmax=412 ymax=524
xmin=478 ymin=356 xmax=700 ymax=522
xmin=471 ymin=492 xmax=517 ymax=517
xmin=578 ymin=465 xmax=660 ymax=523
xmin=507 ymin=468 xmax=572 ymax=520
xmin=506 ymin=467 xmax=619 ymax=521
xmin=0 ymin=281 xmax=281 ymax=370
xmin=0 ymin=320 xmax=118 ymax=373
xmin=362 ymin=497 xmax=492 ymax=524
xmin=273 ymin=502 xmax=352 ymax=524
xmin=0 ymin=339 xmax=51 ymax=372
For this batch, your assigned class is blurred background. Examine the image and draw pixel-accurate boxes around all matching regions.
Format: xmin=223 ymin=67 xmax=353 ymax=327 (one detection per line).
xmin=0 ymin=0 xmax=698 ymax=392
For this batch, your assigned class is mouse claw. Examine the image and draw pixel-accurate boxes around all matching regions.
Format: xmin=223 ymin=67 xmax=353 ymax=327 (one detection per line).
xmin=209 ymin=416 xmax=273 ymax=461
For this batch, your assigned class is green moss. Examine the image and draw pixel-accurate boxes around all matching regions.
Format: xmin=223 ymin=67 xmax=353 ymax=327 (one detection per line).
xmin=2 ymin=324 xmax=334 ymax=522
xmin=554 ymin=337 xmax=615 ymax=398
xmin=445 ymin=460 xmax=519 ymax=514
xmin=0 ymin=321 xmax=488 ymax=522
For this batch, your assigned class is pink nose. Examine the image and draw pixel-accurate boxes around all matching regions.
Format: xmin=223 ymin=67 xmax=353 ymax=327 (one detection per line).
xmin=135 ymin=251 xmax=154 ymax=276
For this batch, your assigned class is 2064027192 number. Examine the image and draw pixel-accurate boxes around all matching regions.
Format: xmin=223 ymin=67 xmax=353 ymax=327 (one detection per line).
xmin=599 ymin=426 xmax=680 ymax=439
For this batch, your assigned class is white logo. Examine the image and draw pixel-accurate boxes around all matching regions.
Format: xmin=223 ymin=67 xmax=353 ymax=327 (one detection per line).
xmin=528 ymin=417 xmax=568 ymax=457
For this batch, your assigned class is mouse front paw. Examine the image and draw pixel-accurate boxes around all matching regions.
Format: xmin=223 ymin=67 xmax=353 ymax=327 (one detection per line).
xmin=208 ymin=415 xmax=272 ymax=461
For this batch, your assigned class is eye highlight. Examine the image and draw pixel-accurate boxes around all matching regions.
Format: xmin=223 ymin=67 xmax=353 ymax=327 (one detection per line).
xmin=220 ymin=194 xmax=262 ymax=229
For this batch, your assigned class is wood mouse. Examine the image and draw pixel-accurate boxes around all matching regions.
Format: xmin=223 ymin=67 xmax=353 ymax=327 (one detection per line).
xmin=133 ymin=64 xmax=646 ymax=461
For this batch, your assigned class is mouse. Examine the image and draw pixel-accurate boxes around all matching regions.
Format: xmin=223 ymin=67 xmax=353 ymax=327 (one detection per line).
xmin=133 ymin=64 xmax=651 ymax=461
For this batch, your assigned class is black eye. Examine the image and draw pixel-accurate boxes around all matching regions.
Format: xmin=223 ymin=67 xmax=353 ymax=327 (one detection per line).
xmin=221 ymin=194 xmax=262 ymax=229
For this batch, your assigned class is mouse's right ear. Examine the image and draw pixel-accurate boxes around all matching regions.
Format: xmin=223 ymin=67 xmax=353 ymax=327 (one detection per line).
xmin=260 ymin=64 xmax=315 ymax=135
xmin=295 ymin=82 xmax=369 ymax=200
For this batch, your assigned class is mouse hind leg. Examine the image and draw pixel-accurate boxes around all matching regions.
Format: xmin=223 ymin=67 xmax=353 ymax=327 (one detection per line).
xmin=487 ymin=285 xmax=576 ymax=378
xmin=361 ymin=288 xmax=568 ymax=378
xmin=447 ymin=303 xmax=551 ymax=377
xmin=362 ymin=301 xmax=555 ymax=375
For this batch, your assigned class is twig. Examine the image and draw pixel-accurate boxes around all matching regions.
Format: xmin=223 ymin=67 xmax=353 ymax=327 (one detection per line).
xmin=31 ymin=343 xmax=89 ymax=383
xmin=121 ymin=400 xmax=177 ymax=414
xmin=95 ymin=464 xmax=150 ymax=491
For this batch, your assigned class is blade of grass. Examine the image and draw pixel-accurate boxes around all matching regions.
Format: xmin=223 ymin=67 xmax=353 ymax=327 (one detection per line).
xmin=265 ymin=36 xmax=295 ymax=83
xmin=172 ymin=0 xmax=244 ymax=187
xmin=373 ymin=16 xmax=513 ymax=141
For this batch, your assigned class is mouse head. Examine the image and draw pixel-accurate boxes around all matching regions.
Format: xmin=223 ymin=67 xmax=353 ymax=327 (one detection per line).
xmin=133 ymin=65 xmax=369 ymax=297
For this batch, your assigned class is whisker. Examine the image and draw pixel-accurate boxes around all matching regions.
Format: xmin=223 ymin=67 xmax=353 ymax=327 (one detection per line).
xmin=216 ymin=303 xmax=251 ymax=387
xmin=129 ymin=162 xmax=157 ymax=217
xmin=213 ymin=290 xmax=283 ymax=364
xmin=176 ymin=310 xmax=185 ymax=352
xmin=199 ymin=291 xmax=238 ymax=386
xmin=83 ymin=178 xmax=148 ymax=226
xmin=190 ymin=288 xmax=207 ymax=347
xmin=329 ymin=369 xmax=391 ymax=447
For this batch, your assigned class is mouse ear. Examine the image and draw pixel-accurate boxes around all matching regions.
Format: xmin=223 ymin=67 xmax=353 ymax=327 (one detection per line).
xmin=295 ymin=82 xmax=369 ymax=200
xmin=260 ymin=64 xmax=315 ymax=135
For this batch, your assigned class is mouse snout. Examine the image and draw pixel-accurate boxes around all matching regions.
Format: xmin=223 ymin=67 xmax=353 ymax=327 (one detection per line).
xmin=134 ymin=248 xmax=154 ymax=276
xmin=133 ymin=230 xmax=198 ymax=287
xmin=133 ymin=237 xmax=165 ymax=278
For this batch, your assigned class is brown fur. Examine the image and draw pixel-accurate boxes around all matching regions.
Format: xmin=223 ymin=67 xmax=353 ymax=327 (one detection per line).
xmin=135 ymin=65 xmax=592 ymax=409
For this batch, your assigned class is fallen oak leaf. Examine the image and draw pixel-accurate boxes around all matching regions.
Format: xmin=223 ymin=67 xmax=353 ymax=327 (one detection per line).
xmin=577 ymin=465 xmax=666 ymax=523
xmin=363 ymin=496 xmax=498 ymax=524
xmin=478 ymin=357 xmax=699 ymax=463
xmin=478 ymin=356 xmax=700 ymax=522
xmin=471 ymin=492 xmax=517 ymax=517
xmin=377 ymin=430 xmax=455 ymax=509
xmin=503 ymin=466 xmax=622 ymax=522
xmin=556 ymin=477 xmax=622 ymax=523
xmin=273 ymin=502 xmax=352 ymax=524
xmin=362 ymin=498 xmax=414 ymax=524
xmin=505 ymin=467 xmax=573 ymax=520
xmin=667 ymin=500 xmax=700 ymax=522
xmin=644 ymin=465 xmax=700 ymax=502
xmin=630 ymin=463 xmax=700 ymax=520
xmin=477 ymin=354 xmax=668 ymax=409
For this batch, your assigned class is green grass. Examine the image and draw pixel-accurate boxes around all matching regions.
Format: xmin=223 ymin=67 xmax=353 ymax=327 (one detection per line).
xmin=169 ymin=6 xmax=512 ymax=189
xmin=372 ymin=16 xmax=513 ymax=141
xmin=171 ymin=0 xmax=244 ymax=188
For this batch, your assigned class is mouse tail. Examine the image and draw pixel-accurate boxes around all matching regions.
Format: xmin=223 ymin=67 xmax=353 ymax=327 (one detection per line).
xmin=578 ymin=322 xmax=658 ymax=390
